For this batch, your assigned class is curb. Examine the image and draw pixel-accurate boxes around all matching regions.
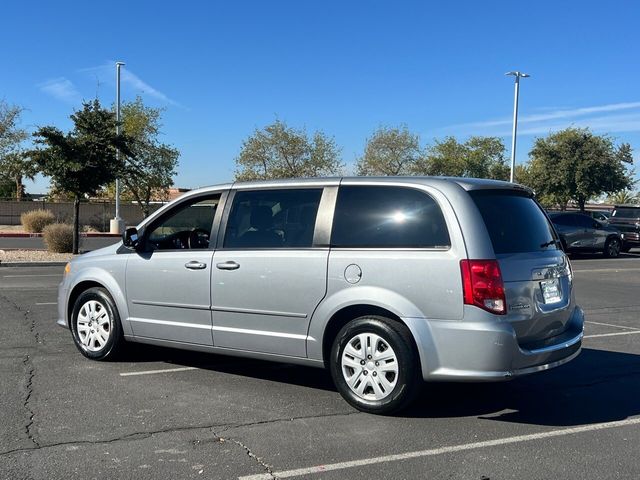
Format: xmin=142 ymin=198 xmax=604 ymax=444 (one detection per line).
xmin=0 ymin=262 xmax=68 ymax=267
xmin=0 ymin=232 xmax=120 ymax=238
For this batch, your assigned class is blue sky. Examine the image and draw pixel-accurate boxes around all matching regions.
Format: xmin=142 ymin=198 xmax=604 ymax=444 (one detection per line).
xmin=3 ymin=0 xmax=640 ymax=193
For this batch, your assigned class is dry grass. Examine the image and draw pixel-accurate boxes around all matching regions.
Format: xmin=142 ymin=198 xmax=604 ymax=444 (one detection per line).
xmin=21 ymin=210 xmax=55 ymax=233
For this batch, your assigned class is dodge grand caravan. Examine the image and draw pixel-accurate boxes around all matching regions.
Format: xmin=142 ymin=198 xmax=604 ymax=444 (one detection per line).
xmin=58 ymin=177 xmax=584 ymax=414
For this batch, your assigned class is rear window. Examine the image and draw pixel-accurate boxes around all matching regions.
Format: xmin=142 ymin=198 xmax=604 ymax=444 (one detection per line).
xmin=470 ymin=190 xmax=558 ymax=254
xmin=612 ymin=208 xmax=640 ymax=219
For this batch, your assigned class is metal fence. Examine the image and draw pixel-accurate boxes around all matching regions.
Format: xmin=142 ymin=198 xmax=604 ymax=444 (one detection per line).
xmin=0 ymin=199 xmax=164 ymax=229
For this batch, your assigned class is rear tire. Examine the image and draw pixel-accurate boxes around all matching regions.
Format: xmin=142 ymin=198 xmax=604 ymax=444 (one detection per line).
xmin=70 ymin=287 xmax=124 ymax=361
xmin=604 ymin=237 xmax=621 ymax=258
xmin=330 ymin=316 xmax=420 ymax=414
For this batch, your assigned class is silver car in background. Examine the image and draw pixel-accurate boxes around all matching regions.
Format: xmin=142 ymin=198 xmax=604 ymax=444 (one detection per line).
xmin=58 ymin=177 xmax=584 ymax=414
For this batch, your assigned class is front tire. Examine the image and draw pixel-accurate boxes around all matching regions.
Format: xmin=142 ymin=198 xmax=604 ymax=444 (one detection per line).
xmin=330 ymin=316 xmax=420 ymax=414
xmin=604 ymin=237 xmax=621 ymax=258
xmin=70 ymin=287 xmax=124 ymax=360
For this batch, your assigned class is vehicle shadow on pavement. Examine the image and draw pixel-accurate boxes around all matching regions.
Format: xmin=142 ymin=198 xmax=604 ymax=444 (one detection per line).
xmin=120 ymin=345 xmax=640 ymax=427
xmin=404 ymin=348 xmax=640 ymax=426
xmin=119 ymin=343 xmax=337 ymax=391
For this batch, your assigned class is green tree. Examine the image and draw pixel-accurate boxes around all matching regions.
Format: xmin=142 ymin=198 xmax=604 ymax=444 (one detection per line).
xmin=608 ymin=190 xmax=639 ymax=205
xmin=0 ymin=175 xmax=16 ymax=198
xmin=356 ymin=125 xmax=422 ymax=176
xmin=235 ymin=120 xmax=343 ymax=180
xmin=528 ymin=128 xmax=634 ymax=211
xmin=29 ymin=100 xmax=133 ymax=253
xmin=0 ymin=101 xmax=31 ymax=199
xmin=416 ymin=136 xmax=509 ymax=179
xmin=1 ymin=151 xmax=37 ymax=200
xmin=117 ymin=97 xmax=179 ymax=217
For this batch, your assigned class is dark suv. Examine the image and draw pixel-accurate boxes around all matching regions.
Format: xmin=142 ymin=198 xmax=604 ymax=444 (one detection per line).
xmin=548 ymin=212 xmax=623 ymax=257
xmin=609 ymin=205 xmax=640 ymax=252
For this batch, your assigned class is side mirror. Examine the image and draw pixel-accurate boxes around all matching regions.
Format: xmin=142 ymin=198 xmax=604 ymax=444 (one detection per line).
xmin=123 ymin=227 xmax=140 ymax=249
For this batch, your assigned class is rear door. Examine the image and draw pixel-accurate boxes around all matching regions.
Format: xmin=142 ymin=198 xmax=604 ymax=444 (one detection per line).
xmin=552 ymin=214 xmax=587 ymax=251
xmin=470 ymin=191 xmax=574 ymax=347
xmin=573 ymin=214 xmax=598 ymax=249
xmin=211 ymin=187 xmax=330 ymax=357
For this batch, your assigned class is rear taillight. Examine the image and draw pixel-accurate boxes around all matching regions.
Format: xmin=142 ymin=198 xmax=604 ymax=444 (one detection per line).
xmin=460 ymin=259 xmax=506 ymax=315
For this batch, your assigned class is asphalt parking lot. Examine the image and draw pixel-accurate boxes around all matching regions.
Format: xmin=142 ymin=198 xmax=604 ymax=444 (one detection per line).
xmin=1 ymin=253 xmax=640 ymax=479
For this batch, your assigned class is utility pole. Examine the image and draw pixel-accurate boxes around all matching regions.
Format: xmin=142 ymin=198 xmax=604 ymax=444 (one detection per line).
xmin=505 ymin=71 xmax=530 ymax=183
xmin=110 ymin=61 xmax=125 ymax=234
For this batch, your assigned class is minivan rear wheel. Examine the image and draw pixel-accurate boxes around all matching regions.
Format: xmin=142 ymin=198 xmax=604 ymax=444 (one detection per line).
xmin=70 ymin=287 xmax=124 ymax=360
xmin=604 ymin=237 xmax=621 ymax=258
xmin=330 ymin=316 xmax=420 ymax=414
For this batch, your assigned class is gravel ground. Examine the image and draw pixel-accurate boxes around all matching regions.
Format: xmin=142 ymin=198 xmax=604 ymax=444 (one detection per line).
xmin=0 ymin=225 xmax=25 ymax=232
xmin=0 ymin=249 xmax=75 ymax=263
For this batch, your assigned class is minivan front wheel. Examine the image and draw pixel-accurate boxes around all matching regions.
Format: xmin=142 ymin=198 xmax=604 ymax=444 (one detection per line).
xmin=330 ymin=316 xmax=420 ymax=414
xmin=604 ymin=237 xmax=621 ymax=258
xmin=71 ymin=287 xmax=124 ymax=360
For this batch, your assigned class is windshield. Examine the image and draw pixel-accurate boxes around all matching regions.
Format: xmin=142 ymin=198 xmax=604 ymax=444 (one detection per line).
xmin=470 ymin=190 xmax=559 ymax=254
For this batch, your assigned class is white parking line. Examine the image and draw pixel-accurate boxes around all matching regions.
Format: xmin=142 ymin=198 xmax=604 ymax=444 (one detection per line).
xmin=584 ymin=331 xmax=640 ymax=339
xmin=238 ymin=416 xmax=640 ymax=480
xmin=573 ymin=267 xmax=640 ymax=273
xmin=2 ymin=274 xmax=61 ymax=278
xmin=119 ymin=367 xmax=198 ymax=377
xmin=35 ymin=302 xmax=57 ymax=306
xmin=585 ymin=320 xmax=640 ymax=331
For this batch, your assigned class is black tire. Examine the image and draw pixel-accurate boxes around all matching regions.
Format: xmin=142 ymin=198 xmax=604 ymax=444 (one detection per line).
xmin=70 ymin=287 xmax=124 ymax=361
xmin=603 ymin=237 xmax=621 ymax=258
xmin=330 ymin=316 xmax=421 ymax=414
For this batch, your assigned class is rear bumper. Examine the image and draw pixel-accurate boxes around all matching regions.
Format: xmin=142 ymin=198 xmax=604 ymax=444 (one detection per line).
xmin=406 ymin=306 xmax=584 ymax=382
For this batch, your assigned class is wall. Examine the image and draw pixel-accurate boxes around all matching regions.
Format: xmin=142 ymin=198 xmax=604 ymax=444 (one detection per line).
xmin=0 ymin=201 xmax=164 ymax=230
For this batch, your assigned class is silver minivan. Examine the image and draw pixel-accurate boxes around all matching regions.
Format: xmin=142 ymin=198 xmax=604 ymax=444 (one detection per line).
xmin=58 ymin=177 xmax=584 ymax=414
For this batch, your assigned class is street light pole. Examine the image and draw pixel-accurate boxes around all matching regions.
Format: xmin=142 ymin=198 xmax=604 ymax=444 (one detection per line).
xmin=506 ymin=71 xmax=530 ymax=183
xmin=111 ymin=61 xmax=125 ymax=234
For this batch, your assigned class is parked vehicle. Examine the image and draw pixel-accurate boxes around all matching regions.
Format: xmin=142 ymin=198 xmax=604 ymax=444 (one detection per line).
xmin=58 ymin=177 xmax=584 ymax=414
xmin=548 ymin=212 xmax=623 ymax=257
xmin=608 ymin=205 xmax=640 ymax=252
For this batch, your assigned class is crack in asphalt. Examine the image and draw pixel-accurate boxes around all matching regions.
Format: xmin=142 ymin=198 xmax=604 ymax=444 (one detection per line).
xmin=0 ymin=293 xmax=42 ymax=345
xmin=213 ymin=431 xmax=276 ymax=479
xmin=22 ymin=354 xmax=39 ymax=448
xmin=0 ymin=410 xmax=358 ymax=458
xmin=1 ymin=293 xmax=42 ymax=449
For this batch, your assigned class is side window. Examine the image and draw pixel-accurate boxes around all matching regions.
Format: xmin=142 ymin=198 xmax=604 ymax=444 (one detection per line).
xmin=552 ymin=214 xmax=575 ymax=227
xmin=223 ymin=189 xmax=322 ymax=249
xmin=147 ymin=195 xmax=220 ymax=250
xmin=331 ymin=186 xmax=451 ymax=248
xmin=575 ymin=215 xmax=595 ymax=228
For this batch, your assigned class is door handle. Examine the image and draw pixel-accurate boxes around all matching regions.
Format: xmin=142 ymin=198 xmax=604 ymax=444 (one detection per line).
xmin=185 ymin=261 xmax=207 ymax=270
xmin=216 ymin=261 xmax=240 ymax=270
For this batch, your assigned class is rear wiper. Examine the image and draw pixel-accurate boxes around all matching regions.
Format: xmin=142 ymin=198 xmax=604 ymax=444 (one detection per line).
xmin=540 ymin=240 xmax=558 ymax=249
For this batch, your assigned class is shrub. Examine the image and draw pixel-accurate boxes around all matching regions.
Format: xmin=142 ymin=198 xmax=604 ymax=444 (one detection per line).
xmin=43 ymin=223 xmax=74 ymax=253
xmin=20 ymin=210 xmax=55 ymax=233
